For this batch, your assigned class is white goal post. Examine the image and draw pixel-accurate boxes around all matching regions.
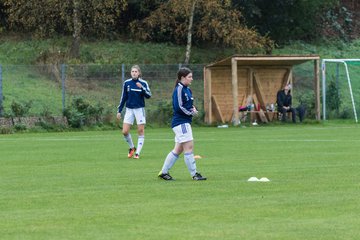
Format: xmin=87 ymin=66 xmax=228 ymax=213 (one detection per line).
xmin=322 ymin=59 xmax=360 ymax=123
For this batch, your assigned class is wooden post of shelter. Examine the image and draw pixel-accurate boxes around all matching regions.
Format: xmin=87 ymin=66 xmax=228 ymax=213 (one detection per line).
xmin=314 ymin=59 xmax=320 ymax=120
xmin=204 ymin=67 xmax=212 ymax=123
xmin=231 ymin=58 xmax=239 ymax=125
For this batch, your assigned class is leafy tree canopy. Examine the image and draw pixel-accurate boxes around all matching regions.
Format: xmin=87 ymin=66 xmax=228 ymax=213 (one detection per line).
xmin=130 ymin=0 xmax=273 ymax=53
xmin=4 ymin=0 xmax=127 ymax=38
xmin=234 ymin=0 xmax=340 ymax=43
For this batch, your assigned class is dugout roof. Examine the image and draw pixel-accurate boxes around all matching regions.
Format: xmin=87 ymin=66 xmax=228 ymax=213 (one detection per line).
xmin=206 ymin=55 xmax=320 ymax=67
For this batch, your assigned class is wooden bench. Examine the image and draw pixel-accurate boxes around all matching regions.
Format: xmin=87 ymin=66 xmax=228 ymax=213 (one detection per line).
xmin=240 ymin=110 xmax=292 ymax=123
xmin=239 ymin=110 xmax=270 ymax=123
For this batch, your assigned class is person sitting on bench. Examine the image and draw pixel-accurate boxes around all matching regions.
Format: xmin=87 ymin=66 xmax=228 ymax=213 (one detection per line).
xmin=277 ymin=84 xmax=296 ymax=123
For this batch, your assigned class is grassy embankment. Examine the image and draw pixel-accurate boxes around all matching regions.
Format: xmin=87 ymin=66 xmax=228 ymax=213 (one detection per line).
xmin=0 ymin=37 xmax=359 ymax=120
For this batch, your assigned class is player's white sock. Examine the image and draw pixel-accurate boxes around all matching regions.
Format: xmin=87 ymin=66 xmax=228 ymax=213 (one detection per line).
xmin=161 ymin=151 xmax=179 ymax=173
xmin=136 ymin=135 xmax=144 ymax=155
xmin=184 ymin=152 xmax=197 ymax=176
xmin=124 ymin=133 xmax=134 ymax=148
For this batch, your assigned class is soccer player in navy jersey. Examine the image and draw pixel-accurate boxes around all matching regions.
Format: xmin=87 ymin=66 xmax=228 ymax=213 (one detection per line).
xmin=117 ymin=65 xmax=151 ymax=159
xmin=158 ymin=67 xmax=206 ymax=181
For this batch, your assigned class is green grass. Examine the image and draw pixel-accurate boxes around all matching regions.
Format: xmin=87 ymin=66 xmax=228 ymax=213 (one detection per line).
xmin=0 ymin=36 xmax=235 ymax=65
xmin=274 ymin=39 xmax=360 ymax=59
xmin=2 ymin=65 xmax=64 ymax=116
xmin=1 ymin=124 xmax=360 ymax=239
xmin=1 ymin=37 xmax=360 ymax=65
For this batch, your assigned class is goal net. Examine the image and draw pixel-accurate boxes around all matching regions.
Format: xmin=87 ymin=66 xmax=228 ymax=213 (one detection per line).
xmin=322 ymin=59 xmax=360 ymax=123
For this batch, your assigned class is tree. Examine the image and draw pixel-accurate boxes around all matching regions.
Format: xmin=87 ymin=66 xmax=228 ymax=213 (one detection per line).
xmin=326 ymin=80 xmax=341 ymax=115
xmin=234 ymin=0 xmax=340 ymax=43
xmin=118 ymin=0 xmax=166 ymax=30
xmin=184 ymin=0 xmax=196 ymax=64
xmin=0 ymin=1 xmax=7 ymax=33
xmin=4 ymin=0 xmax=127 ymax=58
xmin=5 ymin=0 xmax=64 ymax=38
xmin=69 ymin=0 xmax=81 ymax=58
xmin=130 ymin=0 xmax=273 ymax=63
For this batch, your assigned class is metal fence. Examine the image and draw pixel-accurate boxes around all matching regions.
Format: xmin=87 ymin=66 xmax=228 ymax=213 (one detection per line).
xmin=1 ymin=62 xmax=358 ymax=125
xmin=0 ymin=64 xmax=205 ymax=119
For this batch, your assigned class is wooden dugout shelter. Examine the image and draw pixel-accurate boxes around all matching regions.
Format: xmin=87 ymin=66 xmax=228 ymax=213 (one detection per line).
xmin=204 ymin=55 xmax=321 ymax=125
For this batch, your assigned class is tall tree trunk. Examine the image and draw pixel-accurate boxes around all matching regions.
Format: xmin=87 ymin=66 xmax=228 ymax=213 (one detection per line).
xmin=69 ymin=0 xmax=81 ymax=58
xmin=184 ymin=0 xmax=196 ymax=65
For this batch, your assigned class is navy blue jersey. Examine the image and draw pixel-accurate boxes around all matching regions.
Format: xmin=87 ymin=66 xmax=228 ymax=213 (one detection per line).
xmin=117 ymin=78 xmax=151 ymax=113
xmin=171 ymin=82 xmax=196 ymax=128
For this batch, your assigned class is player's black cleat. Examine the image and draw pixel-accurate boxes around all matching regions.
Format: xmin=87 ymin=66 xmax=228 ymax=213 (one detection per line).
xmin=192 ymin=172 xmax=207 ymax=181
xmin=158 ymin=172 xmax=174 ymax=181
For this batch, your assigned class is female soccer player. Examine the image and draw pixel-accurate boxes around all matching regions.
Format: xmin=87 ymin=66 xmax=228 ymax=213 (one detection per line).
xmin=158 ymin=67 xmax=207 ymax=181
xmin=117 ymin=65 xmax=151 ymax=159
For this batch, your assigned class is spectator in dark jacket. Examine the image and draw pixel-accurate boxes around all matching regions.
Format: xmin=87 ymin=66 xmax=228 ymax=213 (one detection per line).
xmin=277 ymin=84 xmax=296 ymax=123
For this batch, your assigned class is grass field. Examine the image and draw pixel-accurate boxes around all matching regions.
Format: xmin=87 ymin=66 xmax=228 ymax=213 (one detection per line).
xmin=1 ymin=124 xmax=360 ymax=240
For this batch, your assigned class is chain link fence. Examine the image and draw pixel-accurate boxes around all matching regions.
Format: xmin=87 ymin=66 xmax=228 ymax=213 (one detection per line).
xmin=0 ymin=64 xmax=205 ymax=126
xmin=1 ymin=62 xmax=358 ymax=128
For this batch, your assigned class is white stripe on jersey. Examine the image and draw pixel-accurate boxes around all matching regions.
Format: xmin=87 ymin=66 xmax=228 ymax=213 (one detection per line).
xmin=131 ymin=88 xmax=142 ymax=92
xmin=177 ymin=84 xmax=192 ymax=115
